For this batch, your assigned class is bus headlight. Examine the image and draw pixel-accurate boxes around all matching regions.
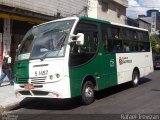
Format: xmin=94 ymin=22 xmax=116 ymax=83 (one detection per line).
xmin=49 ymin=75 xmax=54 ymax=80
xmin=49 ymin=74 xmax=61 ymax=81
xmin=55 ymin=73 xmax=60 ymax=78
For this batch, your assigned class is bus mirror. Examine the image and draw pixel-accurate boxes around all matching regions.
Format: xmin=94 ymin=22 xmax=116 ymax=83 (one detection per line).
xmin=76 ymin=33 xmax=84 ymax=45
xmin=70 ymin=33 xmax=84 ymax=45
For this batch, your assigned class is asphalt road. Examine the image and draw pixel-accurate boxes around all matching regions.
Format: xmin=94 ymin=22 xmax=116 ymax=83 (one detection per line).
xmin=4 ymin=70 xmax=160 ymax=120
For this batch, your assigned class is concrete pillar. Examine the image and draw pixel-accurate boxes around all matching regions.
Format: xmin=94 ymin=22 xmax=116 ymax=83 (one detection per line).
xmin=0 ymin=33 xmax=2 ymax=75
xmin=3 ymin=19 xmax=11 ymax=56
xmin=0 ymin=19 xmax=11 ymax=81
xmin=88 ymin=0 xmax=98 ymax=18
xmin=0 ymin=33 xmax=2 ymax=61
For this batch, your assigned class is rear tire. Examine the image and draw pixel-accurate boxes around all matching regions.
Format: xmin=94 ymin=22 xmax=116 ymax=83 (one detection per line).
xmin=81 ymin=81 xmax=95 ymax=105
xmin=131 ymin=70 xmax=139 ymax=87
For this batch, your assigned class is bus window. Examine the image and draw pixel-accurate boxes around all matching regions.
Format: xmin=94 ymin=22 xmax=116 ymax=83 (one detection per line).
xmin=123 ymin=42 xmax=130 ymax=52
xmin=20 ymin=34 xmax=33 ymax=54
xmin=143 ymin=32 xmax=149 ymax=42
xmin=101 ymin=25 xmax=123 ymax=53
xmin=107 ymin=27 xmax=112 ymax=39
xmin=70 ymin=21 xmax=98 ymax=67
xmin=113 ymin=40 xmax=122 ymax=52
xmin=111 ymin=27 xmax=122 ymax=52
xmin=102 ymin=25 xmax=113 ymax=52
xmin=112 ymin=27 xmax=120 ymax=39
xmin=133 ymin=31 xmax=137 ymax=40
xmin=138 ymin=32 xmax=144 ymax=41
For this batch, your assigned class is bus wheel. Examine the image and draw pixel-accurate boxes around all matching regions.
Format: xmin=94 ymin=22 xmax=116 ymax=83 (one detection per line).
xmin=132 ymin=70 xmax=139 ymax=87
xmin=81 ymin=81 xmax=95 ymax=105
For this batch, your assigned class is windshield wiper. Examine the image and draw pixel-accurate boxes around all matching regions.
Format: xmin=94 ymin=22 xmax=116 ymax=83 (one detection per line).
xmin=40 ymin=51 xmax=52 ymax=61
xmin=39 ymin=32 xmax=67 ymax=60
xmin=56 ymin=33 xmax=67 ymax=56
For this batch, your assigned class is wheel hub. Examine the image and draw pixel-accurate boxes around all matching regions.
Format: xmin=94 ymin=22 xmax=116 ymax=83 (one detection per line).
xmin=134 ymin=76 xmax=138 ymax=84
xmin=85 ymin=87 xmax=93 ymax=98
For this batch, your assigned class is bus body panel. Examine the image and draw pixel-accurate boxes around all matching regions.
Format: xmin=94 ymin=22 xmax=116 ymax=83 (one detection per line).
xmin=69 ymin=51 xmax=104 ymax=97
xmin=14 ymin=57 xmax=71 ymax=98
xmin=14 ymin=76 xmax=71 ymax=98
xmin=116 ymin=52 xmax=153 ymax=84
xmin=102 ymin=53 xmax=118 ymax=87
xmin=13 ymin=16 xmax=154 ymax=101
xmin=69 ymin=50 xmax=118 ymax=97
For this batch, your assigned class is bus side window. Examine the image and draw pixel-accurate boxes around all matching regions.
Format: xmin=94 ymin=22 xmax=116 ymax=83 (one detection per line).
xmin=82 ymin=32 xmax=98 ymax=53
xmin=138 ymin=32 xmax=144 ymax=41
xmin=112 ymin=27 xmax=120 ymax=39
xmin=111 ymin=27 xmax=123 ymax=52
xmin=101 ymin=25 xmax=113 ymax=53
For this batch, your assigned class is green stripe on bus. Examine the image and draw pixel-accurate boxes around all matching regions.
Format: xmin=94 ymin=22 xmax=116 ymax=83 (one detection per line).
xmin=69 ymin=52 xmax=118 ymax=97
xmin=13 ymin=60 xmax=29 ymax=84
xmin=79 ymin=16 xmax=111 ymax=25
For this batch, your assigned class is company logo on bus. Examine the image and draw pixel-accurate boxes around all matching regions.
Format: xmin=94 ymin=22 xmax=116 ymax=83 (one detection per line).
xmin=119 ymin=57 xmax=132 ymax=65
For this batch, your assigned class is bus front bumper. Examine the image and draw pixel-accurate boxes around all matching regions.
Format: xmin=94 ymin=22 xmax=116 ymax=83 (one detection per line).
xmin=14 ymin=76 xmax=71 ymax=99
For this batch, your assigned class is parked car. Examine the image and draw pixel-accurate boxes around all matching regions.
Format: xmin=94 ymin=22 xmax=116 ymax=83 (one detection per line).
xmin=154 ymin=55 xmax=160 ymax=69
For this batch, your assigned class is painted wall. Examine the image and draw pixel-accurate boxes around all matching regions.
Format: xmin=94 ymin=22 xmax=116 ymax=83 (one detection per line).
xmin=88 ymin=0 xmax=127 ymax=24
xmin=0 ymin=0 xmax=88 ymax=17
xmin=139 ymin=20 xmax=151 ymax=33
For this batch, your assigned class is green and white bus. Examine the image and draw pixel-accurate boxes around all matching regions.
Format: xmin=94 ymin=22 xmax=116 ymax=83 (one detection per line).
xmin=14 ymin=16 xmax=153 ymax=105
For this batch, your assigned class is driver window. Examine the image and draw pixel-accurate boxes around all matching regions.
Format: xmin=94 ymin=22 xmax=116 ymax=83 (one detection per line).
xmin=70 ymin=21 xmax=98 ymax=67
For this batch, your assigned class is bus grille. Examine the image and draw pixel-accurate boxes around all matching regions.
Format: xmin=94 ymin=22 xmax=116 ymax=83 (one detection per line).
xmin=30 ymin=77 xmax=46 ymax=85
xmin=17 ymin=78 xmax=28 ymax=84
xmin=19 ymin=90 xmax=49 ymax=96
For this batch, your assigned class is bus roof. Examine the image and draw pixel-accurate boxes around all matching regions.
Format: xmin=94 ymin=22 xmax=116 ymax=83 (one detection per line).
xmin=79 ymin=16 xmax=111 ymax=24
xmin=33 ymin=16 xmax=148 ymax=32
xmin=33 ymin=16 xmax=79 ymax=28
xmin=111 ymin=22 xmax=148 ymax=31
xmin=79 ymin=16 xmax=148 ymax=32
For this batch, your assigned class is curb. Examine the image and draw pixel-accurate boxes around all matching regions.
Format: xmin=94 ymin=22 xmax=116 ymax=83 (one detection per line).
xmin=0 ymin=101 xmax=21 ymax=113
xmin=0 ymin=97 xmax=37 ymax=113
xmin=0 ymin=97 xmax=40 ymax=114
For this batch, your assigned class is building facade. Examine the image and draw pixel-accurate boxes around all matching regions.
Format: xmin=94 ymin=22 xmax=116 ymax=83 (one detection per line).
xmin=0 ymin=0 xmax=88 ymax=68
xmin=127 ymin=17 xmax=151 ymax=33
xmin=0 ymin=0 xmax=128 ymax=71
xmin=88 ymin=0 xmax=128 ymax=24
xmin=138 ymin=18 xmax=151 ymax=33
xmin=139 ymin=9 xmax=160 ymax=34
xmin=127 ymin=17 xmax=139 ymax=27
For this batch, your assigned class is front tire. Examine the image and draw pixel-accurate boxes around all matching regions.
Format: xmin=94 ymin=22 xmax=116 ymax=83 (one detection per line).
xmin=81 ymin=81 xmax=95 ymax=105
xmin=131 ymin=70 xmax=139 ymax=87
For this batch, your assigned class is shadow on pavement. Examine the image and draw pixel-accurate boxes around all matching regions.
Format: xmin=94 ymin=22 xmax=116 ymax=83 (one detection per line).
xmin=139 ymin=77 xmax=152 ymax=85
xmin=13 ymin=97 xmax=82 ymax=111
xmin=13 ymin=78 xmax=152 ymax=111
xmin=95 ymin=77 xmax=152 ymax=100
xmin=151 ymin=89 xmax=160 ymax=91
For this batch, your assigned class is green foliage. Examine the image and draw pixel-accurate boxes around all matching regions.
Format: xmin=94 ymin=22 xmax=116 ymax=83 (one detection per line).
xmin=150 ymin=34 xmax=160 ymax=55
xmin=150 ymin=34 xmax=158 ymax=49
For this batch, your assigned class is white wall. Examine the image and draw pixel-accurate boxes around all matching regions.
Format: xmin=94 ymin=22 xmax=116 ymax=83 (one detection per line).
xmin=88 ymin=0 xmax=127 ymax=24
xmin=88 ymin=0 xmax=98 ymax=18
xmin=0 ymin=0 xmax=88 ymax=17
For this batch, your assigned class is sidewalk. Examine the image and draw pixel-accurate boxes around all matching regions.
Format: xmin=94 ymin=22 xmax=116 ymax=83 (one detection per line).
xmin=0 ymin=80 xmax=24 ymax=112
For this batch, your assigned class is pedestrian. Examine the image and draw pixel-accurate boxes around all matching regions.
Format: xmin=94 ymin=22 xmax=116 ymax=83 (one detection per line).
xmin=0 ymin=53 xmax=14 ymax=87
xmin=123 ymin=43 xmax=130 ymax=52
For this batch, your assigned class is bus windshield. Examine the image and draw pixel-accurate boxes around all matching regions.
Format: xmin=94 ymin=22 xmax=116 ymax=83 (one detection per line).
xmin=17 ymin=20 xmax=75 ymax=60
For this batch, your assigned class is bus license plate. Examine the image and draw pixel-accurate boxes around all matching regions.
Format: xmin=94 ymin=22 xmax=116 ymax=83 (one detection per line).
xmin=24 ymin=84 xmax=34 ymax=90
